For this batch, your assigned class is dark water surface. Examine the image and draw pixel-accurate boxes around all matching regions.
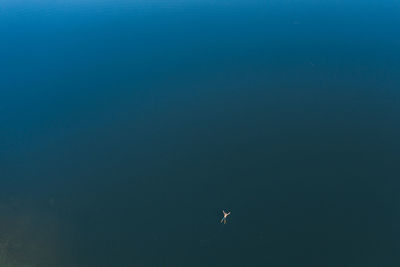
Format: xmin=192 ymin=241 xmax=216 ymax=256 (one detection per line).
xmin=1 ymin=1 xmax=400 ymax=266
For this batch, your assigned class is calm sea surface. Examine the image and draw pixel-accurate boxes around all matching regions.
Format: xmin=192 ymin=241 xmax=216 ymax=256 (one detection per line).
xmin=1 ymin=1 xmax=400 ymax=266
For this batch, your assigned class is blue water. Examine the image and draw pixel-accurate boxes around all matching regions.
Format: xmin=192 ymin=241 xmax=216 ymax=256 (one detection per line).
xmin=1 ymin=1 xmax=400 ymax=266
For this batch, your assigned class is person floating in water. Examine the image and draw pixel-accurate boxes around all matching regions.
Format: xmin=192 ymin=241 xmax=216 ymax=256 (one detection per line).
xmin=221 ymin=210 xmax=231 ymax=224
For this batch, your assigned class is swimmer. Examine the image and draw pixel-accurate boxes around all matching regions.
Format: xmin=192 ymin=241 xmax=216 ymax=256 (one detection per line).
xmin=220 ymin=210 xmax=231 ymax=224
